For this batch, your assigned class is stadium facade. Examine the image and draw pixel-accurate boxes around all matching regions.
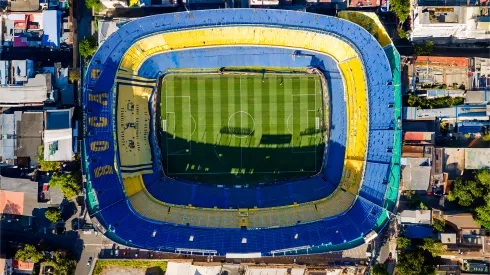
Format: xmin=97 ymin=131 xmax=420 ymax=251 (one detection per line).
xmin=82 ymin=9 xmax=402 ymax=257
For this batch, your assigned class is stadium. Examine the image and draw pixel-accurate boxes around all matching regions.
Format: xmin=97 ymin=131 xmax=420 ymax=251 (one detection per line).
xmin=82 ymin=9 xmax=402 ymax=257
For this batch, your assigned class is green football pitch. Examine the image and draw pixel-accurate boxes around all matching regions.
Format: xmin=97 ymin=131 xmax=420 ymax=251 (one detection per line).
xmin=159 ymin=72 xmax=327 ymax=185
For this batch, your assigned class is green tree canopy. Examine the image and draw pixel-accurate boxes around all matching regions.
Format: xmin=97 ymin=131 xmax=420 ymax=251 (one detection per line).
xmin=85 ymin=0 xmax=101 ymax=11
xmin=476 ymin=169 xmax=490 ymax=186
xmin=474 ymin=202 xmax=490 ymax=229
xmin=15 ymin=244 xmax=44 ymax=263
xmin=38 ymin=146 xmax=61 ymax=172
xmin=390 ymin=0 xmax=410 ymax=22
xmin=447 ymin=177 xmax=484 ymax=207
xmin=405 ymin=94 xmax=464 ymax=109
xmin=396 ymin=237 xmax=411 ymax=249
xmin=45 ymin=208 xmax=62 ymax=223
xmin=49 ymin=172 xmax=82 ymax=199
xmin=482 ymin=133 xmax=490 ymax=142
xmin=397 ymin=250 xmax=436 ymax=275
xmin=420 ymin=238 xmax=447 ymax=257
xmin=414 ymin=41 xmax=435 ymax=56
xmin=432 ymin=219 xmax=445 ymax=232
xmin=80 ymin=37 xmax=98 ymax=58
xmin=372 ymin=263 xmax=389 ymax=275
xmin=45 ymin=252 xmax=77 ymax=275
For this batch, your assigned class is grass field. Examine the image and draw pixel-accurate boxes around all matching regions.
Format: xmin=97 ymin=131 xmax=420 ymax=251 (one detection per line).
xmin=159 ymin=71 xmax=327 ymax=185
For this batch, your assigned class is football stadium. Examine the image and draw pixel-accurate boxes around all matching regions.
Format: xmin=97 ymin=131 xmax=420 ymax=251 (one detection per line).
xmin=82 ymin=9 xmax=402 ymax=256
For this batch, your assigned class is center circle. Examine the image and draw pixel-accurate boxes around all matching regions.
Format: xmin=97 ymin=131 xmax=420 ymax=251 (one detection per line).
xmin=227 ymin=111 xmax=255 ymax=138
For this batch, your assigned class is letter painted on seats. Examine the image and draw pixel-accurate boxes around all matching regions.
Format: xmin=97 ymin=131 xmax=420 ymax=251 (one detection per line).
xmin=88 ymin=93 xmax=109 ymax=106
xmin=94 ymin=165 xmax=113 ymax=178
xmin=90 ymin=141 xmax=109 ymax=152
xmin=89 ymin=117 xmax=108 ymax=127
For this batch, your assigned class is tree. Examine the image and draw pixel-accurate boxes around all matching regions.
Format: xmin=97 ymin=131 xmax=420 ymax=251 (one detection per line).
xmin=372 ymin=263 xmax=389 ymax=275
xmin=38 ymin=146 xmax=61 ymax=172
xmin=447 ymin=177 xmax=484 ymax=207
xmin=15 ymin=244 xmax=44 ymax=263
xmin=397 ymin=237 xmax=411 ymax=249
xmin=390 ymin=0 xmax=410 ymax=22
xmin=420 ymin=238 xmax=447 ymax=256
xmin=79 ymin=37 xmax=98 ymax=58
xmin=397 ymin=27 xmax=408 ymax=39
xmin=49 ymin=172 xmax=82 ymax=199
xmin=482 ymin=133 xmax=490 ymax=142
xmin=45 ymin=208 xmax=62 ymax=223
xmin=476 ymin=169 xmax=490 ymax=186
xmin=474 ymin=203 xmax=490 ymax=229
xmin=68 ymin=70 xmax=80 ymax=83
xmin=414 ymin=41 xmax=434 ymax=56
xmin=432 ymin=219 xmax=445 ymax=232
xmin=85 ymin=0 xmax=101 ymax=11
xmin=397 ymin=251 xmax=425 ymax=275
xmin=397 ymin=250 xmax=436 ymax=275
xmin=45 ymin=252 xmax=77 ymax=275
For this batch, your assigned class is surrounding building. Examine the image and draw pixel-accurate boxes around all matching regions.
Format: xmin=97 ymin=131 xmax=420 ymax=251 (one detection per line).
xmin=411 ymin=7 xmax=490 ymax=44
xmin=401 ymin=157 xmax=432 ymax=191
xmin=43 ymin=108 xmax=75 ymax=162
xmin=0 ymin=10 xmax=65 ymax=48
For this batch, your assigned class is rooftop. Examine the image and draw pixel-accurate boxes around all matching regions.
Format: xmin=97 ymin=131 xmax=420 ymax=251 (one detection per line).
xmin=465 ymin=148 xmax=490 ymax=169
xmin=400 ymin=209 xmax=432 ymax=225
xmin=412 ymin=7 xmax=490 ymax=44
xmin=0 ymin=74 xmax=51 ymax=105
xmin=402 ymin=157 xmax=432 ymax=191
xmin=44 ymin=109 xmax=74 ymax=162
xmin=10 ymin=0 xmax=40 ymax=11
xmin=16 ymin=112 xmax=43 ymax=158
xmin=445 ymin=213 xmax=480 ymax=229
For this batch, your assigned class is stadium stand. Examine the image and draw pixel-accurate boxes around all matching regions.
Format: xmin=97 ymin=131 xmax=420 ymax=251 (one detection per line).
xmin=83 ymin=9 xmax=400 ymax=256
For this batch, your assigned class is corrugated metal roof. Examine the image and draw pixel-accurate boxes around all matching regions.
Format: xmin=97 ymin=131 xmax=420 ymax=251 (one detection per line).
xmin=42 ymin=10 xmax=61 ymax=48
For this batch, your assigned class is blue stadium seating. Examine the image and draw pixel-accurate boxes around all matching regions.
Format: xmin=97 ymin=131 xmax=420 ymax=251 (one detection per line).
xmin=360 ymin=162 xmax=390 ymax=206
xmin=83 ymin=9 xmax=398 ymax=255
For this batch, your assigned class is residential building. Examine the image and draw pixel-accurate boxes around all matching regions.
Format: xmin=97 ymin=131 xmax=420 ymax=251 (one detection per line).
xmin=401 ymin=157 xmax=432 ymax=191
xmin=471 ymin=57 xmax=490 ymax=90
xmin=9 ymin=0 xmax=40 ymax=11
xmin=0 ymin=74 xmax=51 ymax=107
xmin=400 ymin=210 xmax=432 ymax=225
xmin=400 ymin=210 xmax=434 ymax=239
xmin=408 ymin=56 xmax=470 ymax=91
xmin=403 ymin=132 xmax=435 ymax=145
xmin=0 ymin=111 xmax=43 ymax=166
xmin=1 ymin=10 xmax=64 ymax=48
xmin=43 ymin=108 xmax=75 ymax=162
xmin=411 ymin=7 xmax=490 ymax=45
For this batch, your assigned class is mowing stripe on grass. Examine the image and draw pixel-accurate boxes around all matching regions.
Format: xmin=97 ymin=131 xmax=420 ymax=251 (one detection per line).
xmin=205 ymin=77 xmax=214 ymax=144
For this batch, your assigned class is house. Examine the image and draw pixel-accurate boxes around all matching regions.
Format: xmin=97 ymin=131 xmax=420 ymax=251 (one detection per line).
xmin=0 ymin=74 xmax=52 ymax=107
xmin=411 ymin=7 xmax=490 ymax=45
xmin=9 ymin=0 xmax=40 ymax=11
xmin=0 ymin=258 xmax=34 ymax=275
xmin=403 ymin=132 xmax=435 ymax=145
xmin=439 ymin=233 xmax=457 ymax=250
xmin=43 ymin=108 xmax=75 ymax=162
xmin=401 ymin=157 xmax=432 ymax=192
xmin=400 ymin=210 xmax=432 ymax=225
xmin=42 ymin=10 xmax=61 ymax=48
xmin=1 ymin=10 xmax=64 ymax=48
xmin=0 ymin=111 xmax=43 ymax=166
xmin=0 ymin=172 xmax=64 ymax=216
